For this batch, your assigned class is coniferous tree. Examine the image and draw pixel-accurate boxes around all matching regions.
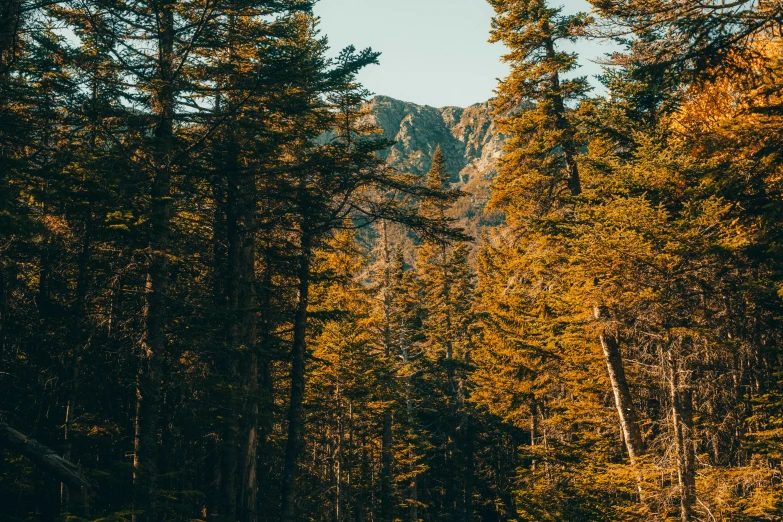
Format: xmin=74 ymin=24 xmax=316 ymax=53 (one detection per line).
xmin=2 ymin=1 xmax=782 ymax=520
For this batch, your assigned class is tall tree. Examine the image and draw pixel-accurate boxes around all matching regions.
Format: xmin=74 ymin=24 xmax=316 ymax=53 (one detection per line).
xmin=486 ymin=0 xmax=648 ymax=472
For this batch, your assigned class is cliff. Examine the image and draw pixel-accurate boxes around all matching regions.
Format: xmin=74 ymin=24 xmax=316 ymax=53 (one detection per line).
xmin=366 ymin=95 xmax=506 ymax=232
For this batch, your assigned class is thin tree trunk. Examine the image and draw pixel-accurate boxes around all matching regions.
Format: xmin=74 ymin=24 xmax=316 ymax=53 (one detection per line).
xmin=440 ymin=243 xmax=457 ymax=518
xmin=379 ymin=221 xmax=394 ymax=522
xmin=229 ymin=133 xmax=258 ymax=522
xmin=257 ymin=256 xmax=274 ymax=518
xmin=335 ymin=386 xmax=344 ymax=522
xmin=240 ymin=358 xmax=259 ymax=522
xmin=403 ymin=345 xmax=417 ymax=522
xmin=210 ymin=161 xmax=230 ymax=518
xmin=220 ymin=409 xmax=238 ymax=517
xmin=445 ymin=438 xmax=456 ymax=515
xmin=462 ymin=414 xmax=474 ymax=522
xmin=542 ymin=30 xmax=581 ymax=197
xmin=409 ymin=458 xmax=418 ymax=522
xmin=0 ymin=422 xmax=96 ymax=494
xmin=134 ymin=2 xmax=175 ymax=519
xmin=209 ymin=145 xmax=225 ymax=517
xmin=456 ymin=313 xmax=473 ymax=522
xmin=357 ymin=431 xmax=369 ymax=522
xmin=442 ymin=243 xmax=456 ymax=399
xmin=280 ymin=231 xmax=311 ymax=522
xmin=668 ymin=351 xmax=696 ymax=522
xmin=327 ymin=426 xmax=337 ymax=520
xmin=594 ymin=307 xmax=645 ymax=462
xmin=37 ymin=236 xmax=51 ymax=318
xmin=135 ymin=276 xmax=164 ymax=522
xmin=380 ymin=410 xmax=393 ymax=522
xmin=217 ymin=169 xmax=238 ymax=518
xmin=62 ymin=209 xmax=92 ymax=513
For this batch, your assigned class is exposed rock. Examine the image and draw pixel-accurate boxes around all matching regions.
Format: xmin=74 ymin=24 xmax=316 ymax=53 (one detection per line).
xmin=367 ymin=95 xmax=504 ymax=182
xmin=366 ymin=95 xmax=507 ymax=234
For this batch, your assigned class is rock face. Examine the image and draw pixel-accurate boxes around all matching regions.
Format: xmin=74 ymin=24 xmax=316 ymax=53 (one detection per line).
xmin=368 ymin=95 xmax=504 ymax=182
xmin=366 ymin=95 xmax=506 ymax=232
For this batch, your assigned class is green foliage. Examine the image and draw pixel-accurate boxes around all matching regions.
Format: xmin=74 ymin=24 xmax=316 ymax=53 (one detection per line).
xmin=1 ymin=0 xmax=782 ymax=521
xmin=472 ymin=0 xmax=783 ymax=519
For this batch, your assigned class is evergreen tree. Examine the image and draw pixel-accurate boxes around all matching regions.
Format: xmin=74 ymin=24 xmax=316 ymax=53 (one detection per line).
xmin=488 ymin=0 xmax=590 ymax=218
xmin=2 ymin=1 xmax=782 ymax=521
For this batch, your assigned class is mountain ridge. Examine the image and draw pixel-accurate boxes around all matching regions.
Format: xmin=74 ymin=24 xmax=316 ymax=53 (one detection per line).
xmin=366 ymin=95 xmax=506 ymax=232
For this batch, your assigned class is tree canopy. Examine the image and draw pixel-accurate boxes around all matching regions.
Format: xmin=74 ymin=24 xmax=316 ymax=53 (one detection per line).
xmin=1 ymin=0 xmax=781 ymax=521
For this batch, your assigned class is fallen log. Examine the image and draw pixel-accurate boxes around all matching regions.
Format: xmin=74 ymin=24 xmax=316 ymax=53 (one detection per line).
xmin=0 ymin=421 xmax=96 ymax=495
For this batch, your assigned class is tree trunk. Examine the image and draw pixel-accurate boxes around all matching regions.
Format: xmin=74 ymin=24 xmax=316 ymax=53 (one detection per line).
xmin=0 ymin=422 xmax=95 ymax=494
xmin=357 ymin=431 xmax=369 ymax=522
xmin=403 ymin=345 xmax=417 ymax=522
xmin=409 ymin=458 xmax=418 ymax=522
xmin=216 ymin=11 xmax=261 ymax=519
xmin=668 ymin=351 xmax=696 ymax=522
xmin=226 ymin=132 xmax=258 ymax=522
xmin=462 ymin=415 xmax=474 ymax=522
xmin=62 ymin=210 xmax=92 ymax=512
xmin=209 ymin=151 xmax=228 ymax=518
xmin=594 ymin=307 xmax=645 ymax=462
xmin=335 ymin=387 xmax=344 ymax=522
xmin=134 ymin=2 xmax=175 ymax=519
xmin=379 ymin=221 xmax=394 ymax=522
xmin=542 ymin=30 xmax=581 ymax=197
xmin=257 ymin=257 xmax=274 ymax=518
xmin=442 ymin=243 xmax=456 ymax=400
xmin=240 ymin=357 xmax=259 ymax=522
xmin=280 ymin=232 xmax=311 ymax=522
xmin=211 ymin=157 xmax=240 ymax=518
xmin=135 ymin=273 xmax=163 ymax=522
xmin=37 ymin=237 xmax=51 ymax=318
xmin=380 ymin=410 xmax=393 ymax=522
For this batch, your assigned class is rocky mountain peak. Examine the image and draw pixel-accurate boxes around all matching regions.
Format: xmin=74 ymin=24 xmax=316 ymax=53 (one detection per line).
xmin=366 ymin=95 xmax=506 ymax=231
xmin=367 ymin=95 xmax=504 ymax=183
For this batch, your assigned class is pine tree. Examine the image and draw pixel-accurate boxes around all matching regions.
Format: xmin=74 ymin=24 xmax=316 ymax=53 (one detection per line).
xmin=2 ymin=1 xmax=782 ymax=520
xmin=476 ymin=1 xmax=651 ymax=518
xmin=488 ymin=0 xmax=590 ymax=218
xmin=414 ymin=146 xmax=480 ymax=520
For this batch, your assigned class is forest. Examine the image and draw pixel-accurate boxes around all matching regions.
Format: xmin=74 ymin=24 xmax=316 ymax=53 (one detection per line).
xmin=1 ymin=0 xmax=782 ymax=520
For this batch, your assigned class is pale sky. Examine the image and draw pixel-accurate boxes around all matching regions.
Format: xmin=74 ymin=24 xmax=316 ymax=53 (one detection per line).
xmin=314 ymin=0 xmax=610 ymax=108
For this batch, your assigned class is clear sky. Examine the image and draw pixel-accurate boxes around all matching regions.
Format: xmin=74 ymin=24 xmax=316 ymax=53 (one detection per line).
xmin=313 ymin=0 xmax=611 ymax=108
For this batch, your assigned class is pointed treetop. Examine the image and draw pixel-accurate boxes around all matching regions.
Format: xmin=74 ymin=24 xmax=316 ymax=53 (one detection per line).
xmin=426 ymin=145 xmax=449 ymax=191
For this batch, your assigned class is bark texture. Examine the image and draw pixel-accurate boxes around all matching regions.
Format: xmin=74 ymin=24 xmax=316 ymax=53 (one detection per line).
xmin=594 ymin=307 xmax=645 ymax=462
xmin=668 ymin=351 xmax=696 ymax=521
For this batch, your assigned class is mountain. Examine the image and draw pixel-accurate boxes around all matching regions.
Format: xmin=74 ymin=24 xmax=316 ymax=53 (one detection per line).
xmin=366 ymin=95 xmax=507 ymax=233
